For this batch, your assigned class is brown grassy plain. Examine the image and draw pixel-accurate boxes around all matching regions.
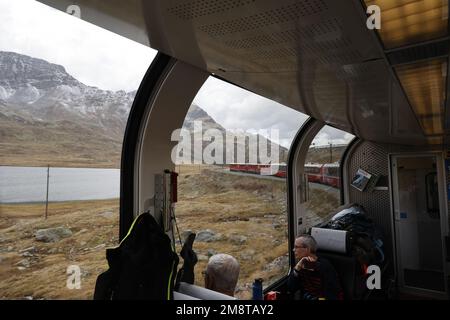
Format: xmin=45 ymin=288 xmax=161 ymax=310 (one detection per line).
xmin=0 ymin=165 xmax=290 ymax=299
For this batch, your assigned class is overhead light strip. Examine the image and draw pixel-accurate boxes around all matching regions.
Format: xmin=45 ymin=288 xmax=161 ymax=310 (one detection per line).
xmin=395 ymin=58 xmax=447 ymax=138
xmin=364 ymin=0 xmax=448 ymax=49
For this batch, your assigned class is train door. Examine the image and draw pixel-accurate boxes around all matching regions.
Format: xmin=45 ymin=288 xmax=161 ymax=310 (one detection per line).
xmin=391 ymin=154 xmax=449 ymax=298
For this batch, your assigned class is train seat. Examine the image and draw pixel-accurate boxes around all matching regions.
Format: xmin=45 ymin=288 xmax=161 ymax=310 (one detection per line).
xmin=317 ymin=250 xmax=366 ymax=300
xmin=173 ymin=291 xmax=200 ymax=300
xmin=175 ymin=282 xmax=237 ymax=300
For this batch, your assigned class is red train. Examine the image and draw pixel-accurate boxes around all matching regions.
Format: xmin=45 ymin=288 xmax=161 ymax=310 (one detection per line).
xmin=228 ymin=162 xmax=340 ymax=187
xmin=304 ymin=163 xmax=323 ymax=183
xmin=305 ymin=163 xmax=340 ymax=188
xmin=229 ymin=163 xmax=287 ymax=178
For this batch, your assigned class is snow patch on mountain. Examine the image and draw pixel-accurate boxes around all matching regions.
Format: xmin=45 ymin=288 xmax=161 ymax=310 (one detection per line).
xmin=0 ymin=85 xmax=13 ymax=100
xmin=0 ymin=51 xmax=136 ymax=134
xmin=9 ymin=84 xmax=41 ymax=104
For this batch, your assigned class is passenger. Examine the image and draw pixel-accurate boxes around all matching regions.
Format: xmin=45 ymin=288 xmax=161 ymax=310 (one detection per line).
xmin=203 ymin=254 xmax=240 ymax=297
xmin=288 ymin=234 xmax=343 ymax=300
xmin=176 ymin=234 xmax=240 ymax=297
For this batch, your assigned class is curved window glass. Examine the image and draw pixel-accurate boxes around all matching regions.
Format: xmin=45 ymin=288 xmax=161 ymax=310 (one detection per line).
xmin=174 ymin=76 xmax=308 ymax=299
xmin=301 ymin=125 xmax=354 ymax=230
xmin=0 ymin=1 xmax=155 ymax=299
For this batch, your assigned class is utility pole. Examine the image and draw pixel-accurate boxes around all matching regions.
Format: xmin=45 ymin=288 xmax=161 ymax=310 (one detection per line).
xmin=45 ymin=165 xmax=50 ymax=219
xmin=329 ymin=142 xmax=333 ymax=163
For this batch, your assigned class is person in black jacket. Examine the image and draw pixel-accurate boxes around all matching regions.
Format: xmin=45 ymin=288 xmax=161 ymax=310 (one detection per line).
xmin=288 ymin=234 xmax=343 ymax=300
xmin=94 ymin=212 xmax=179 ymax=300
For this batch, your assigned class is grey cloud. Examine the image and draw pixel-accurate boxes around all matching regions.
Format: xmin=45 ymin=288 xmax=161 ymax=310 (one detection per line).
xmin=194 ymin=78 xmax=308 ymax=148
xmin=0 ymin=0 xmax=154 ymax=92
xmin=313 ymin=127 xmax=354 ymax=146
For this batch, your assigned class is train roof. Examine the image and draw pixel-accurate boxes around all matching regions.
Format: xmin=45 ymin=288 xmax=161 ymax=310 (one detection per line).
xmin=304 ymin=163 xmax=324 ymax=168
xmin=229 ymin=163 xmax=286 ymax=166
xmin=323 ymin=163 xmax=340 ymax=167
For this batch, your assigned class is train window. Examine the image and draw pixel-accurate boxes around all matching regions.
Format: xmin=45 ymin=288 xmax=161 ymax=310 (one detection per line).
xmin=173 ymin=76 xmax=308 ymax=298
xmin=302 ymin=126 xmax=354 ymax=230
xmin=0 ymin=1 xmax=155 ymax=299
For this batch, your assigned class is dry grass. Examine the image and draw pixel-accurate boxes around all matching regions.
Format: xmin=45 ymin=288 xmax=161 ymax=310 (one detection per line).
xmin=175 ymin=166 xmax=289 ymax=298
xmin=0 ymin=199 xmax=119 ymax=299
xmin=0 ymin=116 xmax=122 ymax=169
xmin=0 ymin=165 xmax=294 ymax=299
xmin=306 ymin=188 xmax=340 ymax=218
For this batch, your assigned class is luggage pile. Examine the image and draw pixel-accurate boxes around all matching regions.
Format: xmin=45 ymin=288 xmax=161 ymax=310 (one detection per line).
xmin=316 ymin=204 xmax=385 ymax=271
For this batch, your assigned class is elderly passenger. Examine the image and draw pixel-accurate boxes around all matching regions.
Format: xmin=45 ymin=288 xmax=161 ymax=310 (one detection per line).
xmin=288 ymin=234 xmax=342 ymax=300
xmin=204 ymin=253 xmax=240 ymax=297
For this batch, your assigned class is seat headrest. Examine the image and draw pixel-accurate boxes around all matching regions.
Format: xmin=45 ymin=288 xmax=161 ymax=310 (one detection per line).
xmin=311 ymin=227 xmax=349 ymax=254
xmin=178 ymin=282 xmax=237 ymax=300
xmin=173 ymin=291 xmax=200 ymax=300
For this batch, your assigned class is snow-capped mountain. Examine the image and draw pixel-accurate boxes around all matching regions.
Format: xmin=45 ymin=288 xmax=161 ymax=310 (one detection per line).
xmin=0 ymin=51 xmax=287 ymax=167
xmin=0 ymin=51 xmax=136 ymax=139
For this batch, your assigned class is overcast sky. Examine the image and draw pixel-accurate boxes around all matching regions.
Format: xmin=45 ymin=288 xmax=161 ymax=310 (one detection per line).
xmin=0 ymin=0 xmax=155 ymax=92
xmin=193 ymin=77 xmax=353 ymax=147
xmin=0 ymin=0 xmax=353 ymax=148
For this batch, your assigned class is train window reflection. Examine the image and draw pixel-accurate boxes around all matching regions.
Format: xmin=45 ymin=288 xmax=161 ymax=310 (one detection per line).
xmin=302 ymin=126 xmax=354 ymax=230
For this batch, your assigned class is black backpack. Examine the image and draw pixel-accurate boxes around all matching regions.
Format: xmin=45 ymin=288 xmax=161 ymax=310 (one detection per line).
xmin=316 ymin=204 xmax=385 ymax=266
xmin=94 ymin=212 xmax=179 ymax=300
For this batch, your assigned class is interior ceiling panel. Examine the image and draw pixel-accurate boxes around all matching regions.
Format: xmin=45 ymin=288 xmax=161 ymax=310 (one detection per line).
xmin=36 ymin=0 xmax=449 ymax=147
xmin=386 ymin=39 xmax=449 ymax=65
xmin=364 ymin=0 xmax=448 ymax=49
xmin=395 ymin=59 xmax=447 ymax=137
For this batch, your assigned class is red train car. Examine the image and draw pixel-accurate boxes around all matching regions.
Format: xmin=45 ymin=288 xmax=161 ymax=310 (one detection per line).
xmin=229 ymin=163 xmax=261 ymax=174
xmin=273 ymin=164 xmax=287 ymax=178
xmin=229 ymin=163 xmax=287 ymax=178
xmin=321 ymin=163 xmax=340 ymax=188
xmin=229 ymin=163 xmax=339 ymax=187
xmin=304 ymin=163 xmax=323 ymax=183
xmin=304 ymin=163 xmax=340 ymax=188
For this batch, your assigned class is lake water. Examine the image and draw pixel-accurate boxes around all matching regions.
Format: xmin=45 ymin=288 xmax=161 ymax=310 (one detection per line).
xmin=0 ymin=166 xmax=120 ymax=203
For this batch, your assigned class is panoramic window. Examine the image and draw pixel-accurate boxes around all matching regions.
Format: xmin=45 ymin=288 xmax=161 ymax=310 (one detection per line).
xmin=301 ymin=125 xmax=354 ymax=230
xmin=0 ymin=0 xmax=155 ymax=299
xmin=172 ymin=76 xmax=308 ymax=299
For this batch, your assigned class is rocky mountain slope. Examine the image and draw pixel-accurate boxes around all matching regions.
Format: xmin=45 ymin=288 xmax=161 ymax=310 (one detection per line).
xmin=0 ymin=51 xmax=134 ymax=140
xmin=0 ymin=51 xmax=287 ymax=167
